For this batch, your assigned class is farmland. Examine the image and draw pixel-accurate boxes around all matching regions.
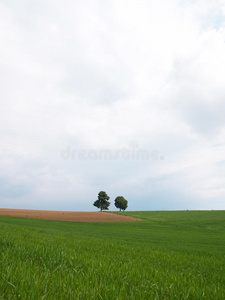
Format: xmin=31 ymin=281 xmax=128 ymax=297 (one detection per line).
xmin=0 ymin=210 xmax=225 ymax=299
xmin=0 ymin=208 xmax=141 ymax=222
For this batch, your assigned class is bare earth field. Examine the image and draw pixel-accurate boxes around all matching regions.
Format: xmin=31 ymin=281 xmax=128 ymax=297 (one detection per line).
xmin=0 ymin=208 xmax=142 ymax=222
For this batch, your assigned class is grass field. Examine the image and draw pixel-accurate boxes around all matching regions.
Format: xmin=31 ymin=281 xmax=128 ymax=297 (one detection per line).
xmin=0 ymin=211 xmax=224 ymax=299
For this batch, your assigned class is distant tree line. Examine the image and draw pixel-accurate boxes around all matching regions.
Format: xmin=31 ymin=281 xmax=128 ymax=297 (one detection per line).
xmin=93 ymin=191 xmax=128 ymax=211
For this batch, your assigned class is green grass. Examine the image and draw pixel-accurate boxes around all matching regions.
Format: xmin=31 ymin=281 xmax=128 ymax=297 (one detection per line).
xmin=0 ymin=211 xmax=225 ymax=299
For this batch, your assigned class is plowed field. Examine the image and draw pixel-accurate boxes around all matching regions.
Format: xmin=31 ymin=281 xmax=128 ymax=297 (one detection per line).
xmin=0 ymin=208 xmax=142 ymax=222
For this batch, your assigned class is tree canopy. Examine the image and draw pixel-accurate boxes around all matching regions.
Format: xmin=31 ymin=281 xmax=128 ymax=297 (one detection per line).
xmin=93 ymin=191 xmax=110 ymax=211
xmin=114 ymin=196 xmax=128 ymax=211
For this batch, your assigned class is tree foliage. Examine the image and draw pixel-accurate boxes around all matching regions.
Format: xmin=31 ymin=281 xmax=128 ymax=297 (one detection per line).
xmin=114 ymin=196 xmax=128 ymax=211
xmin=93 ymin=191 xmax=110 ymax=211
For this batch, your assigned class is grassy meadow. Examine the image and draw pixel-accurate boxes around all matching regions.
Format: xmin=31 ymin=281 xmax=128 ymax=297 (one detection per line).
xmin=0 ymin=210 xmax=225 ymax=299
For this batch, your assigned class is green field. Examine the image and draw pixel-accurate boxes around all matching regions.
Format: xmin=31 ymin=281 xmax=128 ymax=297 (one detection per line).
xmin=0 ymin=211 xmax=225 ymax=299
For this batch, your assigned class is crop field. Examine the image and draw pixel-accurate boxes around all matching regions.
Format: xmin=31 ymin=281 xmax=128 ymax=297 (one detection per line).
xmin=0 ymin=211 xmax=224 ymax=299
xmin=0 ymin=209 xmax=141 ymax=222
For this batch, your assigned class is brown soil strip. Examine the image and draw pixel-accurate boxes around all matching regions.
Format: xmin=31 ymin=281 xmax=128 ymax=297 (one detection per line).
xmin=0 ymin=208 xmax=142 ymax=222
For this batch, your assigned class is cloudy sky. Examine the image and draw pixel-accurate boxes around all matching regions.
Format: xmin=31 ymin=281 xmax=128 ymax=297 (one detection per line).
xmin=1 ymin=0 xmax=225 ymax=211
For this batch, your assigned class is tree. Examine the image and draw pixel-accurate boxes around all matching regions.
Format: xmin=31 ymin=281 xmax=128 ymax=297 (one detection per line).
xmin=114 ymin=196 xmax=128 ymax=211
xmin=93 ymin=191 xmax=110 ymax=211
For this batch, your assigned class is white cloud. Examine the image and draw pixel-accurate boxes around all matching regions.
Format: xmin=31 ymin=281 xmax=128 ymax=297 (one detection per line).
xmin=1 ymin=0 xmax=225 ymax=210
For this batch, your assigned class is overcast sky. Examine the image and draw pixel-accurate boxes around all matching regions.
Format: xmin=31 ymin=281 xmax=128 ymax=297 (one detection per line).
xmin=1 ymin=0 xmax=225 ymax=211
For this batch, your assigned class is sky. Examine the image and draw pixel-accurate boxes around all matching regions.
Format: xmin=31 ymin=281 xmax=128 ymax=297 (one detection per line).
xmin=1 ymin=0 xmax=225 ymax=211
